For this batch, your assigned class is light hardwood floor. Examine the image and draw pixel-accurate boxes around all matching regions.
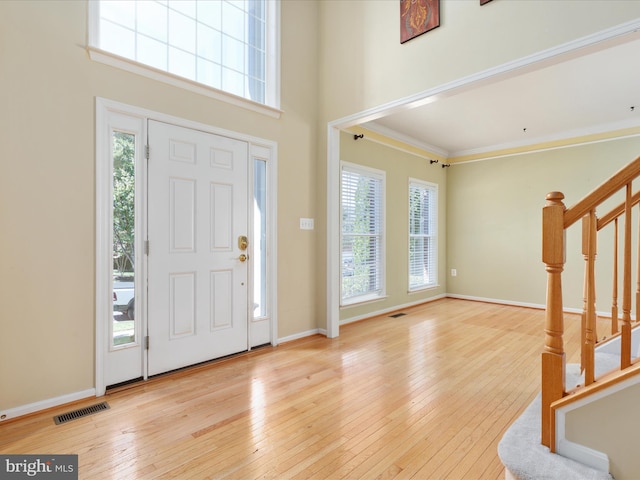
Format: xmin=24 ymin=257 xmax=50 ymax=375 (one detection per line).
xmin=1 ymin=299 xmax=586 ymax=479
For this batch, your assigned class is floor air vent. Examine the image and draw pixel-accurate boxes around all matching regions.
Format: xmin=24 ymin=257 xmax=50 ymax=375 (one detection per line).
xmin=389 ymin=312 xmax=407 ymax=318
xmin=54 ymin=402 xmax=110 ymax=425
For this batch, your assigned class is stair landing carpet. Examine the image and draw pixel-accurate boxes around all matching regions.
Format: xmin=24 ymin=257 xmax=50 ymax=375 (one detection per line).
xmin=499 ymin=354 xmax=623 ymax=479
xmin=498 ymin=393 xmax=613 ymax=480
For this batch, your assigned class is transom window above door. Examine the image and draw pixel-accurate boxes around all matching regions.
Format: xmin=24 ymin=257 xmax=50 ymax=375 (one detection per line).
xmin=88 ymin=0 xmax=280 ymax=113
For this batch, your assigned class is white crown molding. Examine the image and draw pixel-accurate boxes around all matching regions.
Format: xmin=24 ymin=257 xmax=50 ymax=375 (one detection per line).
xmin=450 ymin=118 xmax=640 ymax=160
xmin=358 ymin=121 xmax=451 ymax=158
xmin=330 ymin=18 xmax=640 ymax=153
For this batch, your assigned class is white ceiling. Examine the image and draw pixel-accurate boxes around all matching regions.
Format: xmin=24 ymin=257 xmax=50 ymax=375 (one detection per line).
xmin=360 ymin=30 xmax=640 ymax=159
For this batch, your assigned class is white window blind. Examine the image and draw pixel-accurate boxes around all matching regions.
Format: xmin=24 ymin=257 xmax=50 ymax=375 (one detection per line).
xmin=409 ymin=179 xmax=437 ymax=290
xmin=90 ymin=0 xmax=277 ymax=108
xmin=341 ymin=163 xmax=385 ymax=305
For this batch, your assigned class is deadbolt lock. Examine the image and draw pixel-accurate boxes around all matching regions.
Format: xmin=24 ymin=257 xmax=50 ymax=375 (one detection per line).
xmin=238 ymin=235 xmax=248 ymax=251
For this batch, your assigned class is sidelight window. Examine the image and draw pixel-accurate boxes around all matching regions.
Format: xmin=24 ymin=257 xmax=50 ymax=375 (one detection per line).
xmin=112 ymin=131 xmax=137 ymax=346
xmin=253 ymin=158 xmax=267 ymax=318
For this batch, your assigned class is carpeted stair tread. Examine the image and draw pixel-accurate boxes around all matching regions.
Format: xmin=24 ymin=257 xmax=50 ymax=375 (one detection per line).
xmin=595 ymin=352 xmax=621 ymax=377
xmin=498 ymin=351 xmax=621 ymax=479
xmin=498 ymin=394 xmax=613 ymax=480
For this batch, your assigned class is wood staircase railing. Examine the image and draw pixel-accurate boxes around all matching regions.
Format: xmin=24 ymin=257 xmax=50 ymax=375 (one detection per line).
xmin=541 ymin=154 xmax=640 ymax=450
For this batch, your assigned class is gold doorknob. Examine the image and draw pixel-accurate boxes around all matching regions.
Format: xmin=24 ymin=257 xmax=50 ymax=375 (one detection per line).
xmin=239 ymin=254 xmax=248 ymax=262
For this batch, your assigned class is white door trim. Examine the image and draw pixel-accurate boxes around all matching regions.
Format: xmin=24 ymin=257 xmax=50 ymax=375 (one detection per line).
xmin=95 ymin=97 xmax=278 ymax=396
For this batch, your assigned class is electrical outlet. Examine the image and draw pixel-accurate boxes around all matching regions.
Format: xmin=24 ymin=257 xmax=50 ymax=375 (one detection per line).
xmin=451 ymin=269 xmax=457 ymax=277
xmin=300 ymin=218 xmax=314 ymax=230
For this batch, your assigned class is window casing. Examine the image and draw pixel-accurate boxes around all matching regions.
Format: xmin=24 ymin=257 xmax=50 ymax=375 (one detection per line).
xmin=340 ymin=163 xmax=385 ymax=305
xmin=88 ymin=0 xmax=280 ymax=111
xmin=408 ymin=179 xmax=438 ymax=291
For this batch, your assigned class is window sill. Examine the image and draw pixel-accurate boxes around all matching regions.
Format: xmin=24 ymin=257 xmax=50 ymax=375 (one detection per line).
xmin=87 ymin=47 xmax=283 ymax=120
xmin=340 ymin=294 xmax=388 ymax=309
xmin=408 ymin=285 xmax=440 ymax=294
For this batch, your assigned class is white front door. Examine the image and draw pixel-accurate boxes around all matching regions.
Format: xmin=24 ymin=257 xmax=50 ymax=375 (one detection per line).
xmin=147 ymin=120 xmax=249 ymax=376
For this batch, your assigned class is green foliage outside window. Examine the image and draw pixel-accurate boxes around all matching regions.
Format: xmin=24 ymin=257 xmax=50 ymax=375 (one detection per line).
xmin=113 ymin=132 xmax=135 ymax=279
xmin=342 ymin=172 xmax=382 ymax=301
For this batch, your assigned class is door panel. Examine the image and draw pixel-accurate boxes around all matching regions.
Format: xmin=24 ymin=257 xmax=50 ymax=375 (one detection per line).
xmin=169 ymin=272 xmax=195 ymax=337
xmin=211 ymin=183 xmax=233 ymax=249
xmin=211 ymin=270 xmax=233 ymax=329
xmin=169 ymin=178 xmax=196 ymax=252
xmin=147 ymin=120 xmax=249 ymax=376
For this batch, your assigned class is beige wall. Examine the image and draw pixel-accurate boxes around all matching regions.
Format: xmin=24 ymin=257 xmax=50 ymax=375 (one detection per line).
xmin=338 ymin=132 xmax=447 ymax=322
xmin=3 ymin=0 xmax=640 ymax=415
xmin=0 ymin=0 xmax=319 ymax=411
xmin=447 ymin=137 xmax=640 ymax=309
xmin=317 ymin=1 xmax=640 ymax=121
xmin=315 ymin=0 xmax=640 ymax=325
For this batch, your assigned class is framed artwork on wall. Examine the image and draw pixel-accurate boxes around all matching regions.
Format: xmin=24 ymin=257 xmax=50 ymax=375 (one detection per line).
xmin=481 ymin=0 xmax=493 ymax=4
xmin=400 ymin=0 xmax=440 ymax=44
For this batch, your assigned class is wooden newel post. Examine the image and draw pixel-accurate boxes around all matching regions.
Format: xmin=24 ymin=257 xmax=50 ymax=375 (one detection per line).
xmin=541 ymin=191 xmax=566 ymax=449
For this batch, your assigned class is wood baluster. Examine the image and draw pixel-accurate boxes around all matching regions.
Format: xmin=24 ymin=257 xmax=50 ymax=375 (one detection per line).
xmin=580 ymin=216 xmax=588 ymax=373
xmin=622 ymin=183 xmax=632 ymax=369
xmin=541 ymin=192 xmax=566 ymax=449
xmin=637 ymin=202 xmax=640 ymax=324
xmin=583 ymin=211 xmax=597 ymax=386
xmin=612 ymin=218 xmax=619 ymax=334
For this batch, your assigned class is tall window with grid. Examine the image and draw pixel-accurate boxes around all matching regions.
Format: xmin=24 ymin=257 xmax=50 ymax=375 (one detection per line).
xmin=340 ymin=163 xmax=385 ymax=305
xmin=409 ymin=179 xmax=437 ymax=291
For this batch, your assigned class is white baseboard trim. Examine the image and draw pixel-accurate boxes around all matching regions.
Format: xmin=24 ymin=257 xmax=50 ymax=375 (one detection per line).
xmin=278 ymin=328 xmax=322 ymax=344
xmin=445 ymin=293 xmax=547 ymax=310
xmin=0 ymin=388 xmax=96 ymax=423
xmin=556 ymin=438 xmax=610 ymax=474
xmin=444 ymin=294 xmax=621 ymax=319
xmin=277 ymin=295 xmax=629 ymax=347
xmin=340 ymin=294 xmax=447 ymax=326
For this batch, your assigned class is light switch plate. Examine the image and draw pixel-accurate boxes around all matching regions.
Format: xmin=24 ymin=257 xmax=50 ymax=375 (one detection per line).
xmin=300 ymin=218 xmax=314 ymax=230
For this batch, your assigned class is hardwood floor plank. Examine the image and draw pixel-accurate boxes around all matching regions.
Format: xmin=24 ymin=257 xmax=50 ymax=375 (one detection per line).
xmin=1 ymin=299 xmax=583 ymax=479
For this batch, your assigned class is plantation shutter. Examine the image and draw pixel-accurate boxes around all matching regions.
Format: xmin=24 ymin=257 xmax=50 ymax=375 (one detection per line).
xmin=409 ymin=180 xmax=437 ymax=290
xmin=341 ymin=164 xmax=385 ymax=304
